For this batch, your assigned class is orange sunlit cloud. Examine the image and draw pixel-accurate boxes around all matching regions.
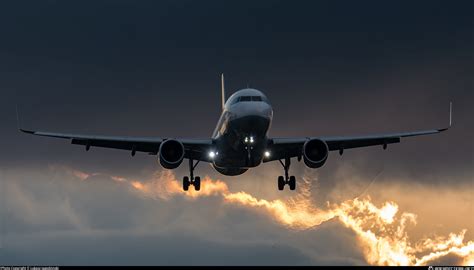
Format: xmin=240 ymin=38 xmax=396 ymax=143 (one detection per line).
xmin=70 ymin=168 xmax=473 ymax=266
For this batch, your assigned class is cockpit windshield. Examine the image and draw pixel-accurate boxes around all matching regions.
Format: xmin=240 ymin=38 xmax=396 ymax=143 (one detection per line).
xmin=236 ymin=96 xmax=263 ymax=103
xmin=227 ymin=93 xmax=269 ymax=106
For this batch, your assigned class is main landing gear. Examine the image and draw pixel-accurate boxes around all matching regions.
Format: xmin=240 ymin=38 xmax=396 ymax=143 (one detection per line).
xmin=183 ymin=159 xmax=201 ymax=191
xmin=278 ymin=157 xmax=296 ymax=191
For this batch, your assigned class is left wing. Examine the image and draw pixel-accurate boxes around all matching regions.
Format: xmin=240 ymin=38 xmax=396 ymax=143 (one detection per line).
xmin=19 ymin=128 xmax=214 ymax=162
xmin=265 ymin=103 xmax=452 ymax=162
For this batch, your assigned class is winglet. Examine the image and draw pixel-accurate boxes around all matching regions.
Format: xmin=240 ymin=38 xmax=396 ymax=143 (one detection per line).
xmin=221 ymin=73 xmax=226 ymax=111
xmin=16 ymin=105 xmax=34 ymax=134
xmin=449 ymin=101 xmax=452 ymax=127
xmin=438 ymin=101 xmax=452 ymax=132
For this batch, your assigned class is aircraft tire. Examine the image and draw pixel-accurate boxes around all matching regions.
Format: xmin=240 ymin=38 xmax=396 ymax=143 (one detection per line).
xmin=183 ymin=176 xmax=190 ymax=191
xmin=194 ymin=176 xmax=201 ymax=191
xmin=278 ymin=176 xmax=285 ymax=190
xmin=289 ymin=176 xmax=296 ymax=190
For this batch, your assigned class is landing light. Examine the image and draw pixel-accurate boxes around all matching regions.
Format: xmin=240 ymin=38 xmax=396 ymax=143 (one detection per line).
xmin=264 ymin=151 xmax=271 ymax=158
xmin=209 ymin=151 xmax=216 ymax=159
xmin=244 ymin=136 xmax=255 ymax=144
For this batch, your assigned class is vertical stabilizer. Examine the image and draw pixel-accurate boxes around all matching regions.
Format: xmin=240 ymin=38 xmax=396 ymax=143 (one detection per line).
xmin=221 ymin=74 xmax=226 ymax=110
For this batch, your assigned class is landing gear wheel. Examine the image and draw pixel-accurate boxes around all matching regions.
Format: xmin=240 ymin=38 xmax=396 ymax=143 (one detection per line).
xmin=194 ymin=176 xmax=201 ymax=191
xmin=278 ymin=176 xmax=285 ymax=190
xmin=278 ymin=158 xmax=294 ymax=191
xmin=289 ymin=176 xmax=296 ymax=190
xmin=183 ymin=176 xmax=190 ymax=191
xmin=183 ymin=159 xmax=201 ymax=192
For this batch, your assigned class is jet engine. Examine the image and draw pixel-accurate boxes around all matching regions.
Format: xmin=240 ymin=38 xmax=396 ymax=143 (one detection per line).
xmin=159 ymin=139 xmax=185 ymax=169
xmin=303 ymin=139 xmax=329 ymax=168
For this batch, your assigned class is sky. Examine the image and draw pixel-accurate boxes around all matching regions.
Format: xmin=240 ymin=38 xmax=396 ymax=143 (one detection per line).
xmin=0 ymin=0 xmax=473 ymax=266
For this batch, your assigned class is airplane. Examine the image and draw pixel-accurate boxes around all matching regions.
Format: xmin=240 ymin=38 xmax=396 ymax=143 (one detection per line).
xmin=18 ymin=74 xmax=452 ymax=191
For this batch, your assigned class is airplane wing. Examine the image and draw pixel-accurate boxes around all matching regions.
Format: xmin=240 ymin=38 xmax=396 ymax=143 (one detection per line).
xmin=265 ymin=103 xmax=452 ymax=162
xmin=19 ymin=128 xmax=214 ymax=162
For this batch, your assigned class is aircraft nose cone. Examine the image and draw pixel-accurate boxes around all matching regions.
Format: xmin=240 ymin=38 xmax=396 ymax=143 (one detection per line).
xmin=235 ymin=102 xmax=273 ymax=120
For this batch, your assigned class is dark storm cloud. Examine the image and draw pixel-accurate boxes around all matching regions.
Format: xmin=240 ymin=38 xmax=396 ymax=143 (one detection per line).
xmin=0 ymin=0 xmax=472 ymax=265
xmin=0 ymin=0 xmax=471 ymax=183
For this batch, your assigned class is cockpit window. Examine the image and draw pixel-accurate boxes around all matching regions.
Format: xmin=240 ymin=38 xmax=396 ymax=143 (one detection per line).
xmin=230 ymin=95 xmax=267 ymax=105
xmin=238 ymin=96 xmax=262 ymax=102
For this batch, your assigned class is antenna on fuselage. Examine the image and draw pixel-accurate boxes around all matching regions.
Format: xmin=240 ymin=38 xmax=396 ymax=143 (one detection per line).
xmin=221 ymin=73 xmax=226 ymax=111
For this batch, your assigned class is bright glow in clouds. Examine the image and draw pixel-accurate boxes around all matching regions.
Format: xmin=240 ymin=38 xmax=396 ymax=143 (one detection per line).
xmin=70 ymin=169 xmax=473 ymax=266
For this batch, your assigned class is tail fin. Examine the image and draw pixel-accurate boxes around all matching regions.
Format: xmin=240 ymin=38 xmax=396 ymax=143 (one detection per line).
xmin=221 ymin=73 xmax=226 ymax=110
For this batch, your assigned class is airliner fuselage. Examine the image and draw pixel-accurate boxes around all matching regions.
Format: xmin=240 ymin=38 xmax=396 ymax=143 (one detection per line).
xmin=211 ymin=88 xmax=273 ymax=175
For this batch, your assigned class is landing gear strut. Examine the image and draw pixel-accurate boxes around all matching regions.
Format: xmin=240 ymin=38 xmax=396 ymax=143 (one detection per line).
xmin=183 ymin=159 xmax=201 ymax=191
xmin=278 ymin=157 xmax=296 ymax=191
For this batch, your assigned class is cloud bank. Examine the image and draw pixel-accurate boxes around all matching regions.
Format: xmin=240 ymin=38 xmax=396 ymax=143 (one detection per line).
xmin=0 ymin=165 xmax=472 ymax=266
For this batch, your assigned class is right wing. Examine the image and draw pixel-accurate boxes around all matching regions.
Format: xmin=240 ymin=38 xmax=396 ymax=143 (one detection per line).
xmin=266 ymin=128 xmax=448 ymax=162
xmin=265 ymin=103 xmax=452 ymax=162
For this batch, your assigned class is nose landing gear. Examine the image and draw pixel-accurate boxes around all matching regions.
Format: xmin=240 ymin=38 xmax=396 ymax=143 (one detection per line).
xmin=277 ymin=158 xmax=296 ymax=191
xmin=183 ymin=159 xmax=201 ymax=191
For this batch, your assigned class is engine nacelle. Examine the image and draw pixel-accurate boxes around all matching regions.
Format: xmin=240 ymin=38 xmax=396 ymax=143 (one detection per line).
xmin=303 ymin=139 xmax=329 ymax=168
xmin=159 ymin=139 xmax=185 ymax=169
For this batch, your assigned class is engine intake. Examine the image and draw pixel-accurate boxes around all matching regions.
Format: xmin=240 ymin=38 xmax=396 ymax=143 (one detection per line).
xmin=303 ymin=139 xmax=329 ymax=168
xmin=159 ymin=139 xmax=185 ymax=169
